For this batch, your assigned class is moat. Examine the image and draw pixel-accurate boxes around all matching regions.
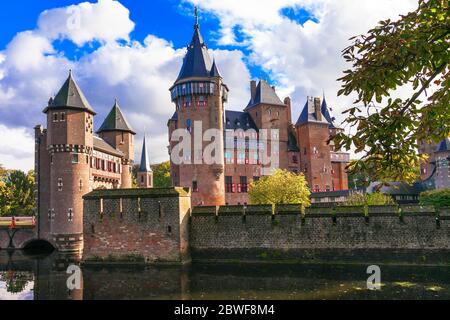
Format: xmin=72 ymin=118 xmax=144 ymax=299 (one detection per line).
xmin=1 ymin=251 xmax=450 ymax=300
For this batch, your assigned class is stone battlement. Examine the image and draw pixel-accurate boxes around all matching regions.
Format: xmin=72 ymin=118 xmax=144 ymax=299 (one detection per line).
xmin=79 ymin=187 xmax=450 ymax=265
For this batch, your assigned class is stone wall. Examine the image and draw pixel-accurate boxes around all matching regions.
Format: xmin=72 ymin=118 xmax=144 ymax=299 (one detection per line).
xmin=190 ymin=204 xmax=450 ymax=264
xmin=82 ymin=187 xmax=191 ymax=264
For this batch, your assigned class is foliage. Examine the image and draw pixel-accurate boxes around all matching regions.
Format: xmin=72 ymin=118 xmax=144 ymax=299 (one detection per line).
xmin=343 ymin=191 xmax=396 ymax=206
xmin=0 ymin=271 xmax=33 ymax=294
xmin=335 ymin=0 xmax=450 ymax=183
xmin=249 ymin=169 xmax=311 ymax=206
xmin=152 ymin=161 xmax=172 ymax=188
xmin=420 ymin=188 xmax=450 ymax=208
xmin=132 ymin=161 xmax=172 ymax=188
xmin=347 ymin=160 xmax=373 ymax=189
xmin=0 ymin=170 xmax=35 ymax=216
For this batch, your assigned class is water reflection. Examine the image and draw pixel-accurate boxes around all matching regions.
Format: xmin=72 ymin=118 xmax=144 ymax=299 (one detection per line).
xmin=1 ymin=250 xmax=450 ymax=300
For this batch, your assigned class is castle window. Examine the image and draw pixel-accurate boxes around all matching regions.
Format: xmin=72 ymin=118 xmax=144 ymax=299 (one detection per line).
xmin=185 ymin=96 xmax=191 ymax=107
xmin=50 ymin=155 xmax=54 ymax=164
xmin=72 ymin=153 xmax=79 ymax=164
xmin=313 ymin=146 xmax=318 ymax=154
xmin=60 ymin=112 xmax=65 ymax=121
xmin=314 ymin=185 xmax=320 ymax=192
xmin=198 ymin=95 xmax=206 ymax=107
xmin=326 ymin=185 xmax=331 ymax=192
xmin=240 ymin=176 xmax=248 ymax=193
xmin=57 ymin=178 xmax=63 ymax=191
xmin=68 ymin=208 xmax=73 ymax=222
xmin=292 ymin=155 xmax=298 ymax=164
xmin=79 ymin=179 xmax=83 ymax=191
xmin=141 ymin=175 xmax=144 ymax=183
xmin=225 ymin=176 xmax=233 ymax=193
xmin=192 ymin=180 xmax=199 ymax=193
xmin=121 ymin=132 xmax=124 ymax=144
xmin=186 ymin=119 xmax=191 ymax=133
xmin=304 ymin=148 xmax=307 ymax=155
xmin=53 ymin=113 xmax=58 ymax=122
xmin=253 ymin=176 xmax=260 ymax=182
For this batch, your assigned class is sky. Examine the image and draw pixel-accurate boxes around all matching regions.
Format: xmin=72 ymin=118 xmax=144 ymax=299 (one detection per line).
xmin=0 ymin=0 xmax=419 ymax=171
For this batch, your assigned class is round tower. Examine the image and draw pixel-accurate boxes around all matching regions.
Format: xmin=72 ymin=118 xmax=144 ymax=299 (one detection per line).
xmin=97 ymin=99 xmax=136 ymax=188
xmin=169 ymin=8 xmax=227 ymax=206
xmin=44 ymin=70 xmax=95 ymax=254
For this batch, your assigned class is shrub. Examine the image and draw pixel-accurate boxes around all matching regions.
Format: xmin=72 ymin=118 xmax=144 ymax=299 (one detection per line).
xmin=419 ymin=189 xmax=450 ymax=209
xmin=342 ymin=191 xmax=395 ymax=206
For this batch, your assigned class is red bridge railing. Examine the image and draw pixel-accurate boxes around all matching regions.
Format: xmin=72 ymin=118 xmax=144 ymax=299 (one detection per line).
xmin=0 ymin=216 xmax=36 ymax=229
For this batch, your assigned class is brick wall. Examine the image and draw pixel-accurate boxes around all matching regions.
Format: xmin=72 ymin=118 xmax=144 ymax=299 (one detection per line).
xmin=190 ymin=205 xmax=450 ymax=263
xmin=82 ymin=187 xmax=191 ymax=264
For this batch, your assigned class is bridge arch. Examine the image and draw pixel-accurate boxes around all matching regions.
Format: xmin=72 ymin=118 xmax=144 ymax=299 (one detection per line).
xmin=22 ymin=239 xmax=55 ymax=254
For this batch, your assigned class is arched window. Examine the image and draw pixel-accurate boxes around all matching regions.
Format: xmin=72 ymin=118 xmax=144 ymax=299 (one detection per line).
xmin=186 ymin=119 xmax=191 ymax=132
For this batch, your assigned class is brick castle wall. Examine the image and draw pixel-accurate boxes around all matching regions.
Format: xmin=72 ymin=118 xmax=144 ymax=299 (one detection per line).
xmin=190 ymin=205 xmax=450 ymax=263
xmin=82 ymin=188 xmax=191 ymax=264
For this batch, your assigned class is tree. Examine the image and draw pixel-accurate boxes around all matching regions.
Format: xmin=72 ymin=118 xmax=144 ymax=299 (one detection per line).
xmin=335 ymin=0 xmax=449 ymax=184
xmin=132 ymin=161 xmax=172 ymax=188
xmin=0 ymin=170 xmax=35 ymax=216
xmin=343 ymin=192 xmax=396 ymax=206
xmin=249 ymin=169 xmax=311 ymax=206
xmin=152 ymin=161 xmax=171 ymax=188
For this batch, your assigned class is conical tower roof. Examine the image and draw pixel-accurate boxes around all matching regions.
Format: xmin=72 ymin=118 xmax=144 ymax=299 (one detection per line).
xmin=175 ymin=7 xmax=213 ymax=82
xmin=139 ymin=135 xmax=152 ymax=172
xmin=44 ymin=70 xmax=95 ymax=114
xmin=97 ymin=99 xmax=135 ymax=134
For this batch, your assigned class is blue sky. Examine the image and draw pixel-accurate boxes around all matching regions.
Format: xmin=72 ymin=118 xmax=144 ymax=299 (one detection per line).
xmin=0 ymin=0 xmax=417 ymax=170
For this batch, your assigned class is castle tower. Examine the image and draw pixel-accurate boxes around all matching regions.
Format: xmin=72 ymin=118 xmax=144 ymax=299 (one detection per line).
xmin=168 ymin=7 xmax=227 ymax=206
xmin=295 ymin=97 xmax=334 ymax=192
xmin=137 ymin=135 xmax=153 ymax=188
xmin=43 ymin=70 xmax=95 ymax=253
xmin=97 ymin=99 xmax=135 ymax=188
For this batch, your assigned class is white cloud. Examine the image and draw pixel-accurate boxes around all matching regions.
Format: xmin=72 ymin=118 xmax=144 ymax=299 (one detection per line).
xmin=37 ymin=0 xmax=135 ymax=46
xmin=0 ymin=125 xmax=34 ymax=172
xmin=0 ymin=0 xmax=251 ymax=171
xmin=189 ymin=0 xmax=419 ymax=156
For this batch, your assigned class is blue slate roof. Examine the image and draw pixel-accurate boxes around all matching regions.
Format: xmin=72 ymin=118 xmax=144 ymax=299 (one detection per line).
xmin=321 ymin=97 xmax=337 ymax=128
xmin=246 ymin=80 xmax=285 ymax=109
xmin=436 ymin=138 xmax=450 ymax=152
xmin=44 ymin=70 xmax=95 ymax=115
xmin=97 ymin=99 xmax=135 ymax=134
xmin=225 ymin=110 xmax=258 ymax=131
xmin=176 ymin=24 xmax=213 ymax=82
xmin=296 ymin=98 xmax=334 ymax=127
xmin=139 ymin=136 xmax=152 ymax=172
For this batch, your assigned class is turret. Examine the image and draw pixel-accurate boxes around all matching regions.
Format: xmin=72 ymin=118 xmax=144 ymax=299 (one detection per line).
xmin=168 ymin=7 xmax=227 ymax=206
xmin=43 ymin=70 xmax=95 ymax=254
xmin=97 ymin=99 xmax=135 ymax=188
xmin=137 ymin=135 xmax=153 ymax=188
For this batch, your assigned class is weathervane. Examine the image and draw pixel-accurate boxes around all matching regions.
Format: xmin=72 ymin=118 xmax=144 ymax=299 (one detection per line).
xmin=194 ymin=6 xmax=199 ymax=29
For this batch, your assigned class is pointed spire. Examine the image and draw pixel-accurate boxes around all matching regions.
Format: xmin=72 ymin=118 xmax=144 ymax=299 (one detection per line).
xmin=174 ymin=6 xmax=213 ymax=82
xmin=139 ymin=134 xmax=152 ymax=172
xmin=97 ymin=99 xmax=135 ymax=134
xmin=44 ymin=70 xmax=96 ymax=114
xmin=210 ymin=58 xmax=221 ymax=77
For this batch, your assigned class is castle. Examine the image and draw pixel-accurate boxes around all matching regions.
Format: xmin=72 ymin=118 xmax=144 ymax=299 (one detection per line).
xmin=34 ymin=71 xmax=153 ymax=252
xmin=168 ymin=12 xmax=349 ymax=206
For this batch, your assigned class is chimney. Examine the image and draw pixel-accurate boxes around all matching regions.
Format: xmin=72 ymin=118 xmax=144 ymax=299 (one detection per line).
xmin=250 ymin=80 xmax=257 ymax=102
xmin=284 ymin=97 xmax=292 ymax=124
xmin=314 ymin=97 xmax=322 ymax=121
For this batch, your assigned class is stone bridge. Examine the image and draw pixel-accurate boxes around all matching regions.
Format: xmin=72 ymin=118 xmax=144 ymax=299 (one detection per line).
xmin=0 ymin=217 xmax=44 ymax=250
